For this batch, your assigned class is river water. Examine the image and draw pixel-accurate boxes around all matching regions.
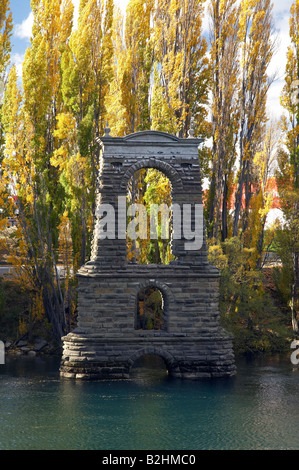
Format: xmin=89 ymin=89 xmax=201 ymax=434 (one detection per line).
xmin=0 ymin=354 xmax=298 ymax=450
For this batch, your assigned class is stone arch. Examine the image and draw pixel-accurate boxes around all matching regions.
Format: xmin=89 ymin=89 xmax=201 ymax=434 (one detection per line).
xmin=129 ymin=279 xmax=174 ymax=313
xmin=132 ymin=280 xmax=174 ymax=332
xmin=120 ymin=159 xmax=184 ymax=194
xmin=135 ymin=279 xmax=174 ymax=300
xmin=123 ymin=161 xmax=180 ymax=265
xmin=127 ymin=346 xmax=177 ymax=374
xmin=123 ymin=130 xmax=180 ymax=143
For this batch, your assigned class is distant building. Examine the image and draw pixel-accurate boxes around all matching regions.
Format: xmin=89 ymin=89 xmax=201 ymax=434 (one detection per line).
xmin=203 ymin=177 xmax=285 ymax=228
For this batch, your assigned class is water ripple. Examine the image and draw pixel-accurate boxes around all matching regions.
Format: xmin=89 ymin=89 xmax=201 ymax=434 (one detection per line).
xmin=0 ymin=355 xmax=299 ymax=449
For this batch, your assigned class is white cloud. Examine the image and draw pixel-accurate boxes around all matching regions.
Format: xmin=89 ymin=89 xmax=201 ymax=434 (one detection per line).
xmin=267 ymin=80 xmax=285 ymax=120
xmin=272 ymin=0 xmax=293 ymax=18
xmin=265 ymin=208 xmax=285 ymax=228
xmin=72 ymin=0 xmax=127 ymax=28
xmin=72 ymin=0 xmax=80 ymax=28
xmin=266 ymin=0 xmax=293 ymax=120
xmin=114 ymin=0 xmax=128 ymax=12
xmin=13 ymin=1 xmax=81 ymax=37
xmin=14 ymin=12 xmax=33 ymax=40
xmin=11 ymin=53 xmax=25 ymax=81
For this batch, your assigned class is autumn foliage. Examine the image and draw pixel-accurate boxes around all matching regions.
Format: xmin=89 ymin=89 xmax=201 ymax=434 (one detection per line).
xmin=0 ymin=0 xmax=297 ymax=350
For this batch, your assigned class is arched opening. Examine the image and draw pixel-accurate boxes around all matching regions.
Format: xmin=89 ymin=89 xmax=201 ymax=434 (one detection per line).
xmin=126 ymin=168 xmax=175 ymax=265
xmin=136 ymin=286 xmax=165 ymax=331
xmin=128 ymin=346 xmax=177 ymax=380
xmin=130 ymin=354 xmax=168 ymax=382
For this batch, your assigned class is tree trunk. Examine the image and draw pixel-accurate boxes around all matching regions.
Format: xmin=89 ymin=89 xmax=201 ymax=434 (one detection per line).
xmin=291 ymin=251 xmax=299 ymax=334
xmin=221 ymin=174 xmax=228 ymax=242
xmin=208 ymin=172 xmax=216 ymax=239
xmin=233 ymin=159 xmax=246 ymax=237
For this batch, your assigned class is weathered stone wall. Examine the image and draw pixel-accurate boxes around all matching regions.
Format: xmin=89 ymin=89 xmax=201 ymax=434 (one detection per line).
xmin=73 ymin=268 xmax=221 ymax=335
xmin=60 ymin=335 xmax=236 ymax=380
xmin=60 ymin=267 xmax=236 ymax=379
xmin=60 ymin=131 xmax=236 ymax=380
xmin=88 ymin=131 xmax=208 ymax=269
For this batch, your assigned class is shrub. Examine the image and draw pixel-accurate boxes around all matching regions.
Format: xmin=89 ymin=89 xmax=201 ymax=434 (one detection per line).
xmin=208 ymin=237 xmax=290 ymax=354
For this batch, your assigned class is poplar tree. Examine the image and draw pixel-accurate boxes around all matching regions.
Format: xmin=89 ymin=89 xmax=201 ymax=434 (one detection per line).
xmin=232 ymin=0 xmax=276 ymax=238
xmin=151 ymin=0 xmax=210 ymax=138
xmin=120 ymin=0 xmax=154 ymax=134
xmin=56 ymin=0 xmax=114 ymax=267
xmin=249 ymin=120 xmax=280 ymax=269
xmin=0 ymin=0 xmax=12 ymax=172
xmin=105 ymin=5 xmax=127 ymax=136
xmin=276 ymin=0 xmax=299 ymax=333
xmin=1 ymin=0 xmax=74 ymax=340
xmin=0 ymin=0 xmax=12 ymax=76
xmin=207 ymin=0 xmax=240 ymax=241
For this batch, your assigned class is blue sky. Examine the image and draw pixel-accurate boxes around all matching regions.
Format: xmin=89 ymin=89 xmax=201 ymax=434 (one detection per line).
xmin=8 ymin=0 xmax=295 ymax=120
xmin=10 ymin=0 xmax=31 ymax=59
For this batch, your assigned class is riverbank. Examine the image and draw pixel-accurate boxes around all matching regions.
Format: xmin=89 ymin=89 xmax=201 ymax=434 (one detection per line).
xmin=2 ymin=337 xmax=62 ymax=359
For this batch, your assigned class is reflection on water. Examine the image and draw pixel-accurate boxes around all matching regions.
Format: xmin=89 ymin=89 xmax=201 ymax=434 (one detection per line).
xmin=0 ymin=354 xmax=299 ymax=450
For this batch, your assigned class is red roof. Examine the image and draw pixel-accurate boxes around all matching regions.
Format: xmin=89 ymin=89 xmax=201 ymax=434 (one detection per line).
xmin=203 ymin=178 xmax=281 ymax=210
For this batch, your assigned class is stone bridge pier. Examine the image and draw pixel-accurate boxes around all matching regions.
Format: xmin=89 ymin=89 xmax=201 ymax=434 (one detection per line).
xmin=60 ymin=130 xmax=236 ymax=380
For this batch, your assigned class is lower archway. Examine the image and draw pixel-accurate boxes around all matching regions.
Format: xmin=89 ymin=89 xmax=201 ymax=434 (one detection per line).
xmin=128 ymin=348 xmax=176 ymax=379
xmin=130 ymin=354 xmax=168 ymax=381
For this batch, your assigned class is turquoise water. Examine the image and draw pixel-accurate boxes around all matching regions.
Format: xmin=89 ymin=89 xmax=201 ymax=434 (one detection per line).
xmin=0 ymin=354 xmax=298 ymax=450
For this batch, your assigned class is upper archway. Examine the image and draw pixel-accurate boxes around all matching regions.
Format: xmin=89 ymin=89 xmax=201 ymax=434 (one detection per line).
xmin=120 ymin=158 xmax=184 ymax=194
xmin=84 ymin=129 xmax=207 ymax=270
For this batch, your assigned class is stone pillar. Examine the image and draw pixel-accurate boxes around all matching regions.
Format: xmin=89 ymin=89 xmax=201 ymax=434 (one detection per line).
xmin=60 ymin=130 xmax=236 ymax=380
